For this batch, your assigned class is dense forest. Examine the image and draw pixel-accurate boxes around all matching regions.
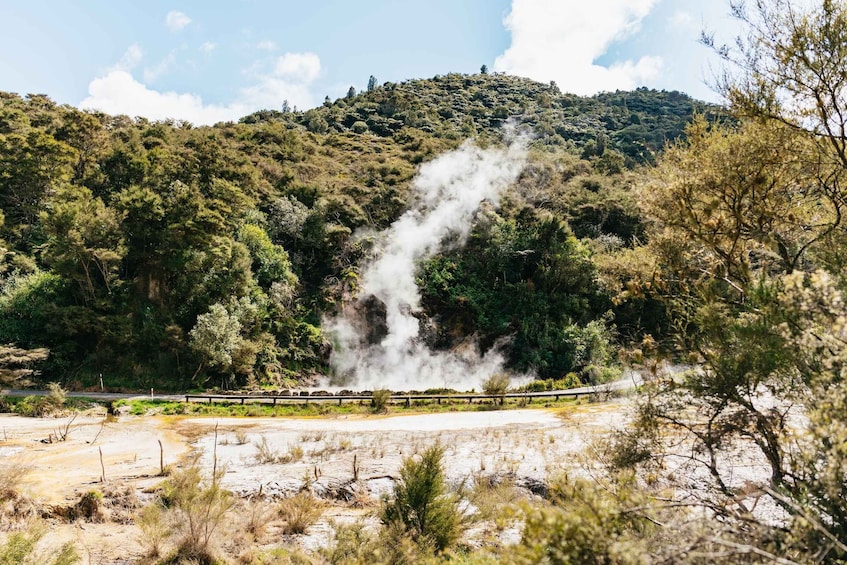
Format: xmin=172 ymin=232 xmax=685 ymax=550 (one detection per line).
xmin=0 ymin=73 xmax=712 ymax=390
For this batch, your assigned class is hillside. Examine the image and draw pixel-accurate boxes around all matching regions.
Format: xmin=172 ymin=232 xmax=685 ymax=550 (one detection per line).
xmin=0 ymin=74 xmax=710 ymax=390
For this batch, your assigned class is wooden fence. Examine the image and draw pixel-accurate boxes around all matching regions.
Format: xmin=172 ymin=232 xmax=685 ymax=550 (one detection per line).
xmin=184 ymin=387 xmax=617 ymax=407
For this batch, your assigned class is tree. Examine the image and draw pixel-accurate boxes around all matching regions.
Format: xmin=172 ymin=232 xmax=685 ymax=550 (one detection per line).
xmin=480 ymin=64 xmax=488 ymax=75
xmin=189 ymin=303 xmax=242 ymax=380
xmin=382 ymin=444 xmax=461 ymax=553
xmin=39 ymin=185 xmax=125 ymax=303
xmin=709 ymin=0 xmax=847 ymax=174
xmin=0 ymin=130 xmax=76 ymax=245
xmin=346 ymin=85 xmax=356 ymax=99
xmin=641 ymin=117 xmax=841 ymax=289
xmin=367 ymin=75 xmax=378 ymax=92
xmin=0 ymin=344 xmax=48 ymax=386
xmin=617 ymin=1 xmax=847 ymax=560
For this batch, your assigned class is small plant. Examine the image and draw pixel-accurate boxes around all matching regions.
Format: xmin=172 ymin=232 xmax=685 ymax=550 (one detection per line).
xmin=277 ymin=491 xmax=326 ymax=535
xmin=321 ymin=520 xmax=378 ymax=564
xmin=371 ymin=389 xmax=391 ymax=413
xmin=279 ymin=445 xmax=304 ymax=464
xmin=482 ymin=373 xmax=510 ymax=404
xmin=46 ymin=382 xmax=66 ymax=408
xmin=234 ymin=428 xmax=249 ymax=445
xmin=242 ymin=497 xmax=275 ymax=540
xmin=253 ymin=435 xmax=281 ymax=464
xmin=382 ymin=443 xmax=462 ymax=553
xmin=0 ymin=521 xmax=79 ymax=565
xmin=160 ymin=461 xmax=235 ymax=563
xmin=298 ymin=430 xmax=326 ymax=443
xmin=137 ymin=501 xmax=169 ymax=558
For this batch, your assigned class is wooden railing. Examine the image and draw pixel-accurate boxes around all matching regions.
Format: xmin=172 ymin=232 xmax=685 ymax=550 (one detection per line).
xmin=183 ymin=387 xmax=619 ymax=407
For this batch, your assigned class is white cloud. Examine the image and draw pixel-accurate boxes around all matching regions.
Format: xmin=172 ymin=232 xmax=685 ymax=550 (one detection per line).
xmin=494 ymin=0 xmax=662 ymax=95
xmin=273 ymin=52 xmax=321 ymax=83
xmin=113 ymin=44 xmax=142 ymax=71
xmin=256 ymin=40 xmax=278 ymax=51
xmin=143 ymin=52 xmax=177 ymax=83
xmin=165 ymin=11 xmax=191 ymax=31
xmin=199 ymin=42 xmax=216 ymax=53
xmin=79 ymin=51 xmax=322 ymax=125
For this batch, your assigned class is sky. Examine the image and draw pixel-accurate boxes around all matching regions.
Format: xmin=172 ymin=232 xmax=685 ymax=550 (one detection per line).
xmin=0 ymin=0 xmax=741 ymax=125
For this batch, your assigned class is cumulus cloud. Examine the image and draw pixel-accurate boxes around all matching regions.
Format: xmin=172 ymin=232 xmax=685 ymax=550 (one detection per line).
xmin=272 ymin=52 xmax=320 ymax=83
xmin=80 ymin=51 xmax=322 ymax=125
xmin=199 ymin=42 xmax=216 ymax=53
xmin=165 ymin=11 xmax=191 ymax=31
xmin=494 ymin=0 xmax=662 ymax=95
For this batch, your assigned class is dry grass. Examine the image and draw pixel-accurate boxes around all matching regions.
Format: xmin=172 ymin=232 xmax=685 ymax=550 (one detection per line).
xmin=277 ymin=492 xmax=326 ymax=535
xmin=0 ymin=463 xmax=38 ymax=527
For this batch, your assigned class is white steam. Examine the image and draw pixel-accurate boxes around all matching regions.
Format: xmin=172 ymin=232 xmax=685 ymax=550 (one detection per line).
xmin=324 ymin=135 xmax=528 ymax=391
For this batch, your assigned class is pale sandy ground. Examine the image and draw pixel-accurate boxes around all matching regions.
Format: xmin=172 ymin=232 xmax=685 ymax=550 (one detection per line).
xmin=0 ymin=402 xmax=628 ymax=563
xmin=0 ymin=412 xmax=188 ymax=505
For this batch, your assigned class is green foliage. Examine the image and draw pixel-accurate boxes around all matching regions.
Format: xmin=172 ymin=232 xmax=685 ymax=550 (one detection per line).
xmin=0 ymin=343 xmax=48 ymax=386
xmin=0 ymin=75 xmax=703 ymax=388
xmin=382 ymin=444 xmax=462 ymax=553
xmin=0 ymin=523 xmax=79 ymax=565
xmin=14 ymin=382 xmax=66 ymax=416
xmin=481 ymin=373 xmax=510 ymax=400
xmin=159 ymin=462 xmax=235 ymax=564
xmin=508 ymin=474 xmax=653 ymax=565
xmin=419 ymin=209 xmax=613 ymax=378
xmin=371 ymin=388 xmax=391 ymax=413
xmin=189 ymin=303 xmax=243 ymax=376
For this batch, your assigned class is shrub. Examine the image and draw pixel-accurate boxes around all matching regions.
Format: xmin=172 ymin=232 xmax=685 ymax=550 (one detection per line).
xmin=161 ymin=463 xmax=235 ymax=563
xmin=254 ymin=435 xmax=281 ymax=464
xmin=137 ymin=501 xmax=169 ymax=558
xmin=0 ymin=462 xmax=37 ymax=524
xmin=0 ymin=522 xmax=78 ymax=565
xmin=482 ymin=373 xmax=510 ymax=404
xmin=277 ymin=491 xmax=325 ymax=535
xmin=371 ymin=389 xmax=391 ymax=413
xmin=15 ymin=382 xmax=67 ymax=417
xmin=321 ymin=521 xmax=379 ymax=564
xmin=382 ymin=444 xmax=462 ymax=553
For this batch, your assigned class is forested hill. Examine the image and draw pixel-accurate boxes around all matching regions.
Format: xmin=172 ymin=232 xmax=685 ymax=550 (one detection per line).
xmin=244 ymin=73 xmax=708 ymax=167
xmin=0 ymin=73 xmax=712 ymax=390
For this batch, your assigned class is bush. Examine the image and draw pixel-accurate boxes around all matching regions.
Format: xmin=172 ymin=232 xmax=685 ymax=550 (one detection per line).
xmin=371 ymin=389 xmax=391 ymax=413
xmin=137 ymin=501 xmax=169 ymax=558
xmin=382 ymin=444 xmax=462 ymax=553
xmin=160 ymin=463 xmax=234 ymax=564
xmin=482 ymin=373 xmax=510 ymax=404
xmin=277 ymin=491 xmax=325 ymax=534
xmin=321 ymin=521 xmax=379 ymax=564
xmin=0 ymin=522 xmax=78 ymax=565
xmin=0 ymin=462 xmax=37 ymax=524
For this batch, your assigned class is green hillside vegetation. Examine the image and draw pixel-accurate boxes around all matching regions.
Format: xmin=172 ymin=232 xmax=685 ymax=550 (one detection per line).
xmin=0 ymin=76 xmax=711 ymax=390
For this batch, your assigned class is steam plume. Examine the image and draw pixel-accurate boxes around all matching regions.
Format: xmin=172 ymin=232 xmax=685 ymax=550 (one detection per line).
xmin=325 ymin=134 xmax=528 ymax=390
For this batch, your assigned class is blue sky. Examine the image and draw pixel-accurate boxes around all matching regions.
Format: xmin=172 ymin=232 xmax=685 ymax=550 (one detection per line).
xmin=0 ymin=1 xmax=740 ymax=124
